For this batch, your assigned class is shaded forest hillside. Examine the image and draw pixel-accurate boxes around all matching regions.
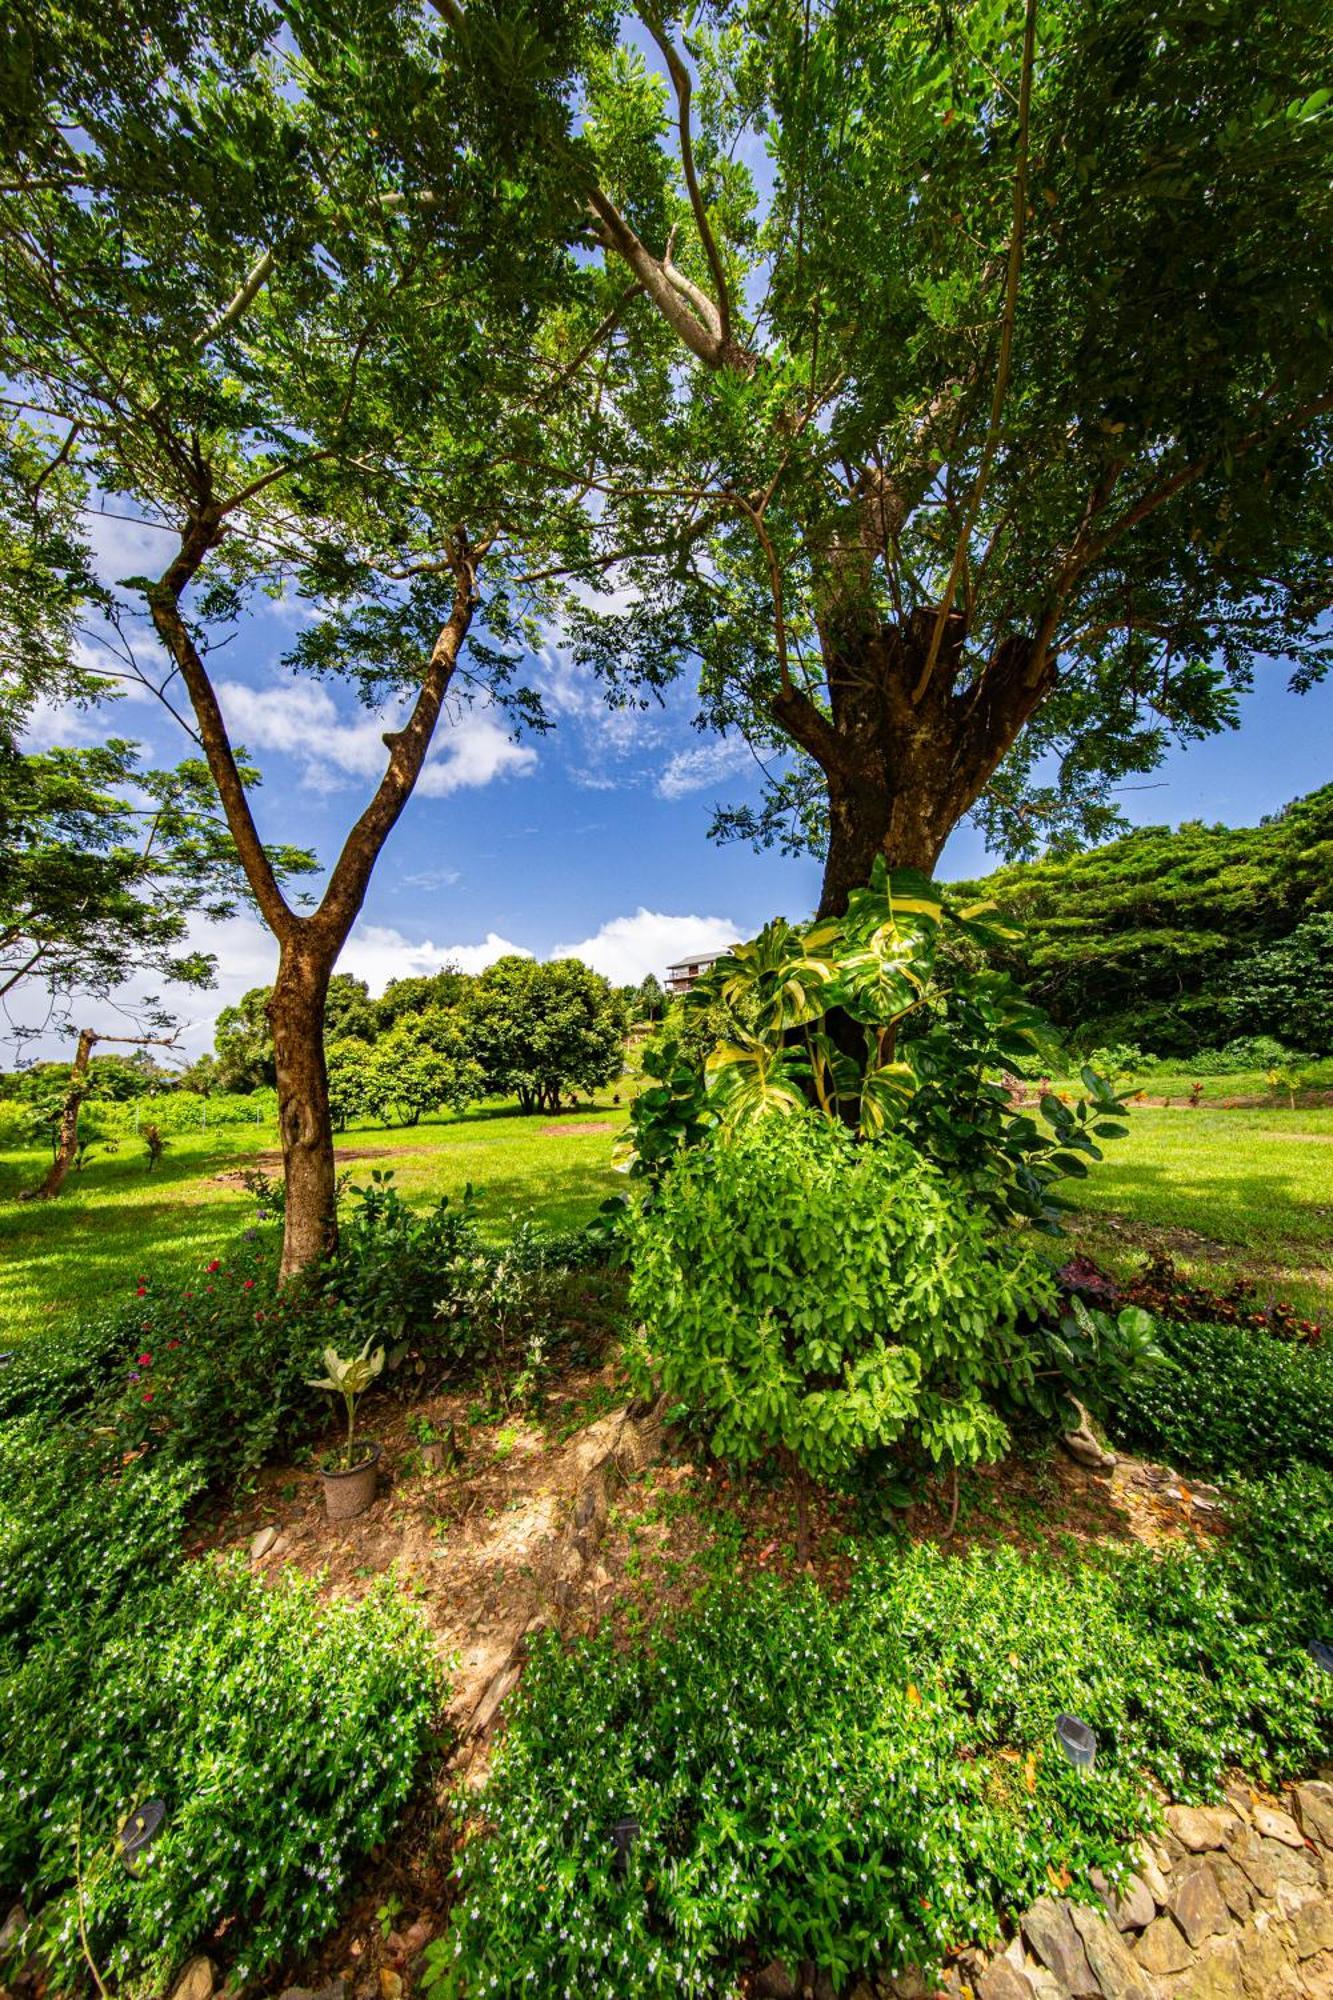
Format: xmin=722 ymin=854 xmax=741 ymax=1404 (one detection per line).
xmin=951 ymin=786 xmax=1333 ymax=1055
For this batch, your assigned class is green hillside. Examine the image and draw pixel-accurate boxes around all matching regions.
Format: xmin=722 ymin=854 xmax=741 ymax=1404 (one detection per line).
xmin=950 ymin=785 xmax=1333 ymax=1055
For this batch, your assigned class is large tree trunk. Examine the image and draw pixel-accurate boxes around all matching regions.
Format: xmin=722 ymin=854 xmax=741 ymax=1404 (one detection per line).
xmin=775 ymin=607 xmax=1053 ymax=916
xmin=23 ymin=1027 xmax=96 ymax=1201
xmin=269 ymin=943 xmax=338 ymax=1280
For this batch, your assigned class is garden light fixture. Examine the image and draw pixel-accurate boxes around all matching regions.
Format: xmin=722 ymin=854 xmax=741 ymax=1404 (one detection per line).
xmin=1055 ymin=1714 xmax=1097 ymax=1772
xmin=119 ymin=1798 xmax=166 ymax=1876
xmin=609 ymin=1816 xmax=640 ymax=1879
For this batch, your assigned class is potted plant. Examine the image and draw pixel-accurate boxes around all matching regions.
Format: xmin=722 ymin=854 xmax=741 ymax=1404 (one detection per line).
xmin=308 ymin=1336 xmax=385 ymax=1520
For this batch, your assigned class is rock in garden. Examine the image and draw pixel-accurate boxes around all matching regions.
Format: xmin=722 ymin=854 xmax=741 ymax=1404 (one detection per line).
xmin=168 ymin=1958 xmax=215 ymax=2000
xmin=1133 ymin=1842 xmax=1170 ymax=1907
xmin=1259 ymin=1836 xmax=1317 ymax=1889
xmin=0 ymin=1904 xmax=27 ymax=1954
xmin=1172 ymin=1936 xmax=1245 ymax=2000
xmin=1253 ymin=1805 xmax=1305 ymax=1849
xmin=250 ymin=1525 xmax=279 ymax=1561
xmin=1291 ymin=1897 xmax=1333 ymax=1959
xmin=1134 ymin=1914 xmax=1195 ymax=1976
xmin=755 ymin=1960 xmax=799 ymax=1999
xmin=1206 ymin=1853 xmax=1254 ymax=1921
xmin=1170 ymin=1864 xmax=1231 ymax=1947
xmin=1237 ymin=1914 xmax=1301 ymax=2000
xmin=1020 ymin=1898 xmax=1099 ymax=1996
xmin=1224 ymin=1827 xmax=1278 ymax=1898
xmin=1060 ymin=1419 xmax=1116 ymax=1471
xmin=1167 ymin=1804 xmax=1236 ymax=1853
xmin=1092 ymin=1867 xmax=1156 ymax=1932
xmin=976 ymin=1959 xmax=1036 ymax=2000
xmin=1067 ymin=1901 xmax=1157 ymax=1999
xmin=398 ymin=1918 xmax=433 ymax=1958
xmin=1293 ymin=1783 xmax=1333 ymax=1852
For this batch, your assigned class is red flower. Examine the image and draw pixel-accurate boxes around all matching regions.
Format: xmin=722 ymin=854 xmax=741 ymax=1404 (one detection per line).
xmin=136 ymin=1287 xmax=147 ymax=1298
xmin=142 ymin=1390 xmax=154 ymax=1403
xmin=242 ymin=1279 xmax=255 ymax=1291
xmin=206 ymin=1259 xmax=221 ymax=1274
xmin=167 ymin=1339 xmax=181 ymax=1350
xmin=137 ymin=1353 xmax=152 ymax=1368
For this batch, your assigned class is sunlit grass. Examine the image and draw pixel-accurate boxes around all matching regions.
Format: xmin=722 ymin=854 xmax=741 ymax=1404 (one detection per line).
xmin=4 ymin=1086 xmax=1330 ymax=1344
xmin=0 ymin=1098 xmax=630 ymax=1341
xmin=1063 ymin=1103 xmax=1333 ymax=1318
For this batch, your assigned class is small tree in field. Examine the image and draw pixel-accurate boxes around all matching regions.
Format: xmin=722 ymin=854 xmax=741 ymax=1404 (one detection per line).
xmin=362 ymin=1015 xmax=483 ymax=1126
xmin=461 ymin=957 xmax=625 ymax=1115
xmin=2 ymin=2 xmax=624 ymax=1273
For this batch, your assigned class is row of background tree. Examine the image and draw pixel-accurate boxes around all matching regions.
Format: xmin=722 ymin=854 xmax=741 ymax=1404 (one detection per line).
xmin=5 ymin=778 xmax=1329 ymax=1147
xmin=0 ymin=958 xmax=666 ymax=1140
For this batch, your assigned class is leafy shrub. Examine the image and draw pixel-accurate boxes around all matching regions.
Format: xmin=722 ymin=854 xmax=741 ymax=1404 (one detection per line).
xmin=1187 ymin=1036 xmax=1305 ymax=1075
xmin=1 ymin=1560 xmax=443 ymax=1993
xmin=326 ymin=1169 xmax=484 ymax=1350
xmin=435 ymin=1542 xmax=1327 ymax=1999
xmin=616 ymin=1035 xmax=716 ymax=1189
xmin=621 ymin=865 xmax=1130 ymax=1231
xmin=1107 ymin=1315 xmax=1333 ymax=1476
xmin=1091 ymin=1253 xmax=1325 ymax=1345
xmin=1224 ymin=1461 xmax=1333 ymax=1642
xmin=630 ymin=1120 xmax=1055 ymax=1482
xmin=0 ymin=1312 xmax=141 ymax=1425
xmin=0 ymin=1418 xmax=203 ymax=1666
xmin=1011 ymin=1299 xmax=1169 ymax=1430
xmin=112 ymin=1240 xmax=328 ymax=1482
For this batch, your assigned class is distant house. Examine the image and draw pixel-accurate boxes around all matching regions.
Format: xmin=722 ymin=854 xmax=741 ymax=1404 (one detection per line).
xmin=665 ymin=951 xmax=729 ymax=996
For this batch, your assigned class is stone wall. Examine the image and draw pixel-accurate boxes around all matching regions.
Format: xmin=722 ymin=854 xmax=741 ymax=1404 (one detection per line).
xmin=875 ymin=1776 xmax=1333 ymax=2000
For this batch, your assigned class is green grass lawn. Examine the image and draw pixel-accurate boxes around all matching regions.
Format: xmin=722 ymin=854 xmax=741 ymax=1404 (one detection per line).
xmin=4 ymin=1088 xmax=1330 ymax=1343
xmin=1063 ymin=1102 xmax=1333 ymax=1318
xmin=0 ymin=1098 xmax=628 ymax=1341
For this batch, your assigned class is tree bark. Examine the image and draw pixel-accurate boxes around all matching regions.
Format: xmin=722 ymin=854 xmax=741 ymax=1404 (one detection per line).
xmin=269 ymin=943 xmax=338 ymax=1277
xmin=773 ymin=607 xmax=1054 ymax=915
xmin=149 ymin=525 xmax=481 ymax=1280
xmin=23 ymin=1026 xmax=97 ymax=1201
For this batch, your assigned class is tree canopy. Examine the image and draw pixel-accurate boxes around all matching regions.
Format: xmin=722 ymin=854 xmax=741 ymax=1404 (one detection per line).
xmin=953 ymin=784 xmax=1333 ymax=1053
xmin=525 ymin=0 xmax=1333 ymax=903
xmin=459 ymin=955 xmax=626 ymax=1113
xmin=0 ymin=0 xmax=635 ymax=1266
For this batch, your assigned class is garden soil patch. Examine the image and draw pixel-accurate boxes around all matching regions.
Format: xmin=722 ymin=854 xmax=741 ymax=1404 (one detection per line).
xmin=539 ymin=1120 xmax=616 ymax=1136
xmin=225 ymin=1360 xmax=1228 ymax=2000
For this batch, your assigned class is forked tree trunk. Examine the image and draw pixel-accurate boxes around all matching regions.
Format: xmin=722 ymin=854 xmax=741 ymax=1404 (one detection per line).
xmin=149 ymin=522 xmax=482 ymax=1283
xmin=269 ymin=944 xmax=338 ymax=1278
xmin=23 ymin=1026 xmax=96 ymax=1202
xmin=774 ymin=606 xmax=1053 ymax=916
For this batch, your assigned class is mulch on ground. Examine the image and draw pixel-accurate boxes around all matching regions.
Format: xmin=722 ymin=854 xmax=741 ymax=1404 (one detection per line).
xmin=208 ymin=1341 xmax=1226 ymax=1999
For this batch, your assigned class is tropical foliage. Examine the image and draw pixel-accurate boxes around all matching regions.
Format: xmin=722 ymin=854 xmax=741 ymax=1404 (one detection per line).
xmin=624 ymin=864 xmax=1130 ymax=1229
xmin=630 ymin=1119 xmax=1056 ymax=1483
xmin=437 ymin=1527 xmax=1328 ymax=1999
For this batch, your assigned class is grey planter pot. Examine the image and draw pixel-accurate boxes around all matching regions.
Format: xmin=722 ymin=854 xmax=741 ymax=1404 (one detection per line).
xmin=320 ymin=1442 xmax=381 ymax=1521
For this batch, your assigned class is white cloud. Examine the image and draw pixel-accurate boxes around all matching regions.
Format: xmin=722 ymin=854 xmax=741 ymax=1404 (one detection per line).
xmin=416 ymin=710 xmax=537 ymax=797
xmin=20 ymin=695 xmax=106 ymax=751
xmin=83 ymin=507 xmax=178 ymax=588
xmin=336 ymin=925 xmax=528 ymax=988
xmin=552 ymin=908 xmax=738 ymax=986
xmin=657 ymin=735 xmax=754 ymax=799
xmin=217 ymin=679 xmax=536 ymax=797
xmin=532 ymin=638 xmax=673 ymax=790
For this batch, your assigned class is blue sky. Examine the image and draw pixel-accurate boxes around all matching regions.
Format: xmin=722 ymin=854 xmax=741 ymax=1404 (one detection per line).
xmin=23 ymin=498 xmax=1333 ymax=1058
